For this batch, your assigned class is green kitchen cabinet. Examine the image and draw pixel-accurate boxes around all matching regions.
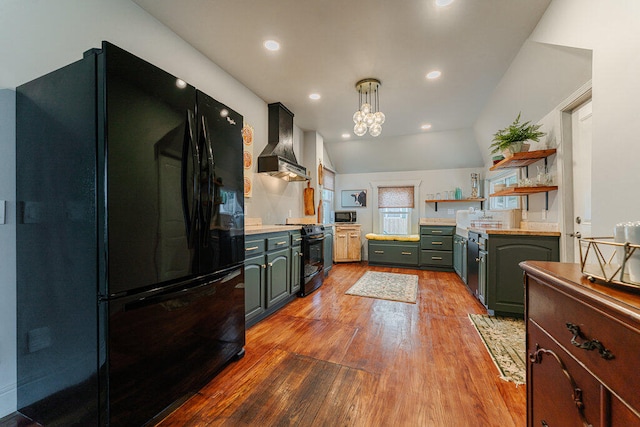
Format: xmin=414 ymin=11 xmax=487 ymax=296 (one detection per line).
xmin=486 ymin=234 xmax=559 ymax=316
xmin=266 ymin=246 xmax=290 ymax=307
xmin=368 ymin=241 xmax=419 ymax=266
xmin=244 ymin=231 xmax=295 ymax=327
xmin=244 ymin=251 xmax=266 ymax=324
xmin=419 ymin=225 xmax=455 ymax=271
xmin=453 ymin=234 xmax=468 ymax=284
xmin=290 ymin=231 xmax=302 ymax=294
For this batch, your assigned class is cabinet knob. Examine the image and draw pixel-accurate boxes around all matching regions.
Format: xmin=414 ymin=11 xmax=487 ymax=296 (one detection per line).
xmin=267 ymin=262 xmax=273 ymax=267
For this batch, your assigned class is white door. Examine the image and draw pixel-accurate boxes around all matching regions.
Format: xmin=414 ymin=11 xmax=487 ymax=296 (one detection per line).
xmin=571 ymin=99 xmax=593 ymax=262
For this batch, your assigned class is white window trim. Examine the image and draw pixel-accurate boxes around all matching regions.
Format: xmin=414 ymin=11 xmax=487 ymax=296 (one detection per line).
xmin=488 ymin=170 xmax=521 ymax=210
xmin=370 ymin=179 xmax=422 ymax=234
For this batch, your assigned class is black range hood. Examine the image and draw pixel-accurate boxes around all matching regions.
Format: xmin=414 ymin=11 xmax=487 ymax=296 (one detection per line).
xmin=257 ymin=102 xmax=310 ymax=182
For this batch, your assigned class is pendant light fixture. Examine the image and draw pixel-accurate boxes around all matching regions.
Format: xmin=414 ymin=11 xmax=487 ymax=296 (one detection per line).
xmin=353 ymin=78 xmax=385 ymax=137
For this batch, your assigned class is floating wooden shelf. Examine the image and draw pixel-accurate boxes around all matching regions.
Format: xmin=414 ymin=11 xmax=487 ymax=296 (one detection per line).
xmin=425 ymin=198 xmax=485 ymax=212
xmin=490 ymin=186 xmax=558 ymax=197
xmin=489 ymin=149 xmax=557 ymax=171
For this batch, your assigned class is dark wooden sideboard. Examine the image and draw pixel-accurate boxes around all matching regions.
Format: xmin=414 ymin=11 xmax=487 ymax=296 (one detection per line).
xmin=521 ymin=261 xmax=640 ymax=427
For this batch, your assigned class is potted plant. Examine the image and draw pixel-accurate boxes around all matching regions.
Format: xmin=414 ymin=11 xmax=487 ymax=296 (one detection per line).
xmin=489 ymin=112 xmax=546 ymax=158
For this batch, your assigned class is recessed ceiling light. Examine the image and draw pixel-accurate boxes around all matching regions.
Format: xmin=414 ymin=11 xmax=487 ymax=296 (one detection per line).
xmin=421 ymin=124 xmax=432 ymax=130
xmin=309 ymin=93 xmax=321 ymax=100
xmin=264 ymin=40 xmax=280 ymax=51
xmin=426 ymin=70 xmax=442 ymax=80
xmin=341 ymin=133 xmax=351 ymax=139
xmin=436 ymin=0 xmax=454 ymax=6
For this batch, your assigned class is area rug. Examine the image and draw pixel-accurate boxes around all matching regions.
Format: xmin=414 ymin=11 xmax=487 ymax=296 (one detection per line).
xmin=345 ymin=271 xmax=418 ymax=303
xmin=468 ymin=314 xmax=526 ymax=385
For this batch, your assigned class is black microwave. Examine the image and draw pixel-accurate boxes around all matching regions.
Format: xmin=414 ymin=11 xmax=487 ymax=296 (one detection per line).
xmin=334 ymin=211 xmax=357 ymax=223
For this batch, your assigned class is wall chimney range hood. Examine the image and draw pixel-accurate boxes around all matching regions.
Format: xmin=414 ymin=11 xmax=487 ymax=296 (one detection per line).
xmin=257 ymin=102 xmax=310 ymax=182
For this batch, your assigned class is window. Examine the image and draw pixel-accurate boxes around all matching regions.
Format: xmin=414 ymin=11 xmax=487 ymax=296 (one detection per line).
xmin=489 ymin=171 xmax=520 ymax=210
xmin=378 ymin=186 xmax=414 ymax=235
xmin=321 ymin=168 xmax=334 ymax=224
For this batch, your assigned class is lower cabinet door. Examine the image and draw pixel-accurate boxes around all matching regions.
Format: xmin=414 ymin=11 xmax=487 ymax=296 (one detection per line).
xmin=244 ymin=253 xmax=266 ymax=322
xmin=266 ymin=247 xmax=290 ymax=308
xmin=291 ymin=244 xmax=302 ymax=294
xmin=528 ymin=321 xmax=601 ymax=427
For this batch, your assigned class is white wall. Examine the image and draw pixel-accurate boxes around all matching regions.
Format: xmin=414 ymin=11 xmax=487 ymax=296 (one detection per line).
xmin=336 ymin=167 xmax=483 ymax=259
xmin=529 ymin=0 xmax=640 ymax=235
xmin=0 ymin=90 xmax=17 ymax=416
xmin=0 ymin=0 xmax=306 ymax=417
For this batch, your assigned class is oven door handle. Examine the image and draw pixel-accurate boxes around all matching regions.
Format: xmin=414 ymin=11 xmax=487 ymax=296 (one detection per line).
xmin=306 ymin=235 xmax=326 ymax=241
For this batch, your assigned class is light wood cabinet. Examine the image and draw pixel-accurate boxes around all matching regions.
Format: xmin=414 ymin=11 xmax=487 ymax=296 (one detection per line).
xmin=334 ymin=224 xmax=361 ymax=262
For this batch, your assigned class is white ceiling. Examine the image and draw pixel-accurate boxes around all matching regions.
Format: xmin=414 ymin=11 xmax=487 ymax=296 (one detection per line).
xmin=133 ymin=0 xmax=552 ymax=172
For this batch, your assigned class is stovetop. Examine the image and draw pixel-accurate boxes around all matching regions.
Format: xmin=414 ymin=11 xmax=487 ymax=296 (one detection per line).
xmin=299 ymin=224 xmax=324 ymax=236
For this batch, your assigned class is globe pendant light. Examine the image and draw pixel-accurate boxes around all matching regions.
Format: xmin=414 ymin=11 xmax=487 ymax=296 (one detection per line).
xmin=352 ymin=78 xmax=384 ymax=137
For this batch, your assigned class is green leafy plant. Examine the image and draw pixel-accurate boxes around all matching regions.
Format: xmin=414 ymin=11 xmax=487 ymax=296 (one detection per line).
xmin=489 ymin=113 xmax=546 ymax=155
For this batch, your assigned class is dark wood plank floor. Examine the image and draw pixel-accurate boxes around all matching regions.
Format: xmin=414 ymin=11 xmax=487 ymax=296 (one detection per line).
xmin=1 ymin=263 xmax=525 ymax=426
xmin=159 ymin=263 xmax=526 ymax=426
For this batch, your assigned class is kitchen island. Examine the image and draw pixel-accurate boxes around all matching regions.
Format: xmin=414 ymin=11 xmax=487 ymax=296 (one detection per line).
xmin=466 ymin=227 xmax=560 ymax=316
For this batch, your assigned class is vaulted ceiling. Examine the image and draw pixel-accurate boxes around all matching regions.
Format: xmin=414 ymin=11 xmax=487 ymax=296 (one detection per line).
xmin=133 ymin=0 xmax=552 ymax=173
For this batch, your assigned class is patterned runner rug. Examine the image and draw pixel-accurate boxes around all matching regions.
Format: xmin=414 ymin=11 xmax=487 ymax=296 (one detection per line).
xmin=468 ymin=314 xmax=526 ymax=384
xmin=345 ymin=271 xmax=418 ymax=303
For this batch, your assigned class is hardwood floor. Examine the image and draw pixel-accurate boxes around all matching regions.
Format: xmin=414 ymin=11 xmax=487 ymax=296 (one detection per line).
xmin=159 ymin=263 xmax=526 ymax=426
xmin=0 ymin=263 xmax=525 ymax=426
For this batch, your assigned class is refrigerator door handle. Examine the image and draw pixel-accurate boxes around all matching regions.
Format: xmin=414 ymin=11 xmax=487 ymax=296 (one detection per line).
xmin=199 ymin=115 xmax=215 ymax=247
xmin=182 ymin=109 xmax=199 ymax=248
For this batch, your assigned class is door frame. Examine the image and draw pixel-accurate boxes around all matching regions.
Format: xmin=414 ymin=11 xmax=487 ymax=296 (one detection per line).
xmin=557 ymin=80 xmax=592 ymax=262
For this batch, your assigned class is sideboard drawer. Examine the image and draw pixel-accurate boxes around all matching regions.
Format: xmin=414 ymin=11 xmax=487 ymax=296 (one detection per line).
xmin=527 ymin=320 xmax=601 ymax=427
xmin=528 ymin=275 xmax=640 ymax=411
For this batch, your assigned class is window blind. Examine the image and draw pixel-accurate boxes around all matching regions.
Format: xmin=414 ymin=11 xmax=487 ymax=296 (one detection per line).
xmin=378 ymin=186 xmax=414 ymax=208
xmin=323 ymin=168 xmax=335 ymax=191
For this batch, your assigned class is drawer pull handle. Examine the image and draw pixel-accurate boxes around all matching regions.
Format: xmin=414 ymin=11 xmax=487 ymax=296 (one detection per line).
xmin=565 ymin=323 xmax=615 ymax=360
xmin=245 ymin=246 xmax=259 ymax=251
xmin=431 ymin=241 xmax=443 ymax=245
xmin=432 ymin=256 xmax=443 ymax=260
xmin=431 ymin=230 xmax=443 ymax=234
xmin=529 ymin=344 xmax=593 ymax=427
xmin=276 ymin=241 xmax=287 ymax=246
xmin=401 ymin=251 xmax=412 ymax=255
xmin=374 ymin=250 xmax=384 ymax=254
xmin=294 ymin=237 xmax=303 ymax=241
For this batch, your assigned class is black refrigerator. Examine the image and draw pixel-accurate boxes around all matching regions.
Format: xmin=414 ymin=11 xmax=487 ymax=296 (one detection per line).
xmin=16 ymin=42 xmax=245 ymax=426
